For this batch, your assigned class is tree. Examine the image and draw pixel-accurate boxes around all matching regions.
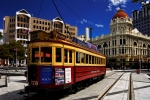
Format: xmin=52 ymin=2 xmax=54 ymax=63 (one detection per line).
xmin=0 ymin=43 xmax=12 ymax=59
xmin=9 ymin=40 xmax=26 ymax=61
xmin=0 ymin=40 xmax=26 ymax=61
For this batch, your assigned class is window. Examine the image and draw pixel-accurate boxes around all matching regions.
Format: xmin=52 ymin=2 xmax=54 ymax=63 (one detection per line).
xmin=89 ymin=55 xmax=91 ymax=64
xmin=120 ymin=39 xmax=122 ymax=45
xmin=69 ymin=50 xmax=72 ymax=63
xmin=85 ymin=54 xmax=88 ymax=64
xmin=113 ymin=28 xmax=116 ymax=32
xmin=32 ymin=48 xmax=39 ymax=62
xmin=123 ymin=39 xmax=126 ymax=45
xmin=81 ymin=53 xmax=85 ymax=63
xmin=95 ymin=57 xmax=97 ymax=64
xmin=64 ymin=49 xmax=68 ymax=63
xmin=92 ymin=56 xmax=94 ymax=64
xmin=76 ymin=52 xmax=80 ymax=63
xmin=97 ymin=57 xmax=99 ymax=64
xmin=41 ymin=47 xmax=52 ymax=62
xmin=56 ymin=48 xmax=61 ymax=62
xmin=121 ymin=27 xmax=124 ymax=32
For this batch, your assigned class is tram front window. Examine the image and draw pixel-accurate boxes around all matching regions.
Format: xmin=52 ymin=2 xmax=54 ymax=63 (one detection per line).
xmin=32 ymin=48 xmax=39 ymax=62
xmin=41 ymin=47 xmax=52 ymax=62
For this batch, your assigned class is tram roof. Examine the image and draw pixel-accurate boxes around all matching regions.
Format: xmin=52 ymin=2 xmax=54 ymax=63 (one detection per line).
xmin=29 ymin=30 xmax=105 ymax=57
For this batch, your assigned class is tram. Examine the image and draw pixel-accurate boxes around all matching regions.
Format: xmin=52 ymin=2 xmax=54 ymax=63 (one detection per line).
xmin=24 ymin=29 xmax=106 ymax=93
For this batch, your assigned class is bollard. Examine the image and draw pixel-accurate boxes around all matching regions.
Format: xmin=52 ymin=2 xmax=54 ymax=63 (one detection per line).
xmin=136 ymin=69 xmax=140 ymax=74
xmin=5 ymin=76 xmax=7 ymax=87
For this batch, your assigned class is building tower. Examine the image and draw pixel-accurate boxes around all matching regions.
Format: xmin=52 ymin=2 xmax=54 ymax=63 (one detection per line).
xmin=132 ymin=3 xmax=150 ymax=36
xmin=92 ymin=9 xmax=150 ymax=68
xmin=85 ymin=27 xmax=89 ymax=42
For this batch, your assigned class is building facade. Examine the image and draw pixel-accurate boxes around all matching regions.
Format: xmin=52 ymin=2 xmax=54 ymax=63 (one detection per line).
xmin=92 ymin=9 xmax=150 ymax=68
xmin=132 ymin=3 xmax=150 ymax=36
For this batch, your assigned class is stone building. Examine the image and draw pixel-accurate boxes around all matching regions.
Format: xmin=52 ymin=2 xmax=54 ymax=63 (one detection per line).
xmin=92 ymin=9 xmax=150 ymax=68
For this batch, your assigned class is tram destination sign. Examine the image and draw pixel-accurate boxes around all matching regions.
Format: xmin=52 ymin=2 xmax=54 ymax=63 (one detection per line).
xmin=72 ymin=37 xmax=101 ymax=53
xmin=73 ymin=37 xmax=88 ymax=48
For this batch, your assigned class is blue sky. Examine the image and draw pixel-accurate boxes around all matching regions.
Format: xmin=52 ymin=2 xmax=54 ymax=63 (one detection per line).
xmin=0 ymin=0 xmax=146 ymax=38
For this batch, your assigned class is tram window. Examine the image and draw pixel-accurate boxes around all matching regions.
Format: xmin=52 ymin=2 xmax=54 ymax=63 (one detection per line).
xmin=32 ymin=48 xmax=39 ymax=62
xmin=100 ymin=58 xmax=102 ymax=64
xmin=97 ymin=57 xmax=99 ymax=64
xmin=81 ymin=53 xmax=85 ymax=63
xmin=86 ymin=54 xmax=88 ymax=64
xmin=64 ymin=49 xmax=68 ymax=63
xmin=69 ymin=50 xmax=72 ymax=63
xmin=95 ymin=57 xmax=97 ymax=64
xmin=76 ymin=52 xmax=80 ymax=63
xmin=41 ymin=47 xmax=52 ymax=62
xmin=101 ymin=58 xmax=103 ymax=64
xmin=89 ymin=55 xmax=91 ymax=64
xmin=92 ymin=56 xmax=94 ymax=64
xmin=56 ymin=48 xmax=62 ymax=62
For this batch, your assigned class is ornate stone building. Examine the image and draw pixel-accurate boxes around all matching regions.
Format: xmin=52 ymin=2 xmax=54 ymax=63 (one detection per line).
xmin=92 ymin=9 xmax=150 ymax=68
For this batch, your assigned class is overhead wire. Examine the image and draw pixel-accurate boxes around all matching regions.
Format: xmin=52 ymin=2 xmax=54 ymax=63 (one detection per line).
xmin=37 ymin=0 xmax=44 ymax=18
xmin=34 ymin=0 xmax=44 ymax=31
xmin=52 ymin=0 xmax=72 ymax=38
xmin=60 ymin=0 xmax=99 ymax=39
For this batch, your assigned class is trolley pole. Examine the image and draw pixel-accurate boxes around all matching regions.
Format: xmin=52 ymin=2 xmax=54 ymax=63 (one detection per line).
xmin=14 ymin=48 xmax=18 ymax=72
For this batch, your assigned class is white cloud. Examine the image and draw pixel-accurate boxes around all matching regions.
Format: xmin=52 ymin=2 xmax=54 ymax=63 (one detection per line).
xmin=80 ymin=19 xmax=87 ymax=24
xmin=95 ymin=24 xmax=104 ymax=28
xmin=106 ymin=0 xmax=128 ymax=11
xmin=109 ymin=0 xmax=127 ymax=6
xmin=116 ymin=7 xmax=120 ymax=11
xmin=77 ymin=19 xmax=104 ymax=28
xmin=106 ymin=5 xmax=112 ymax=11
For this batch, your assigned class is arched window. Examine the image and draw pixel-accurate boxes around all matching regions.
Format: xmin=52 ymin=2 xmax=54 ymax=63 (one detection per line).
xmin=143 ymin=44 xmax=146 ymax=48
xmin=120 ymin=27 xmax=124 ymax=32
xmin=134 ymin=42 xmax=137 ymax=46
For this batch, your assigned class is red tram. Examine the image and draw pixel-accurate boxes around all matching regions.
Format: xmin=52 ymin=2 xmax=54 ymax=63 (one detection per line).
xmin=24 ymin=30 xmax=106 ymax=93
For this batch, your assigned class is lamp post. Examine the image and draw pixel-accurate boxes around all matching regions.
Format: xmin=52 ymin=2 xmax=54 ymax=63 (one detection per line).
xmin=14 ymin=48 xmax=18 ymax=72
xmin=139 ymin=46 xmax=142 ymax=73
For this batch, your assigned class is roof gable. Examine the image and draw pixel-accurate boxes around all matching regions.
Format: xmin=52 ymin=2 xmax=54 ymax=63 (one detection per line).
xmin=18 ymin=9 xmax=29 ymax=14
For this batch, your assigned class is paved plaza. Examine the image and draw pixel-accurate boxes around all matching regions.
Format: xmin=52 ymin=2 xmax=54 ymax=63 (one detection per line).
xmin=0 ymin=69 xmax=150 ymax=100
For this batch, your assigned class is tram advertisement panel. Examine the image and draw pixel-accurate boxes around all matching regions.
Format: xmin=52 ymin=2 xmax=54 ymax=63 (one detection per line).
xmin=65 ymin=68 xmax=71 ymax=83
xmin=40 ymin=66 xmax=52 ymax=84
xmin=55 ymin=68 xmax=65 ymax=85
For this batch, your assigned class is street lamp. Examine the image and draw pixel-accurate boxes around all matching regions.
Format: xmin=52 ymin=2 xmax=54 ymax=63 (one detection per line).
xmin=14 ymin=48 xmax=18 ymax=71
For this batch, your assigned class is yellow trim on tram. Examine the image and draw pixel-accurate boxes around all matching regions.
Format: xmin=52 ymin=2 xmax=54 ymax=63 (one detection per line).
xmin=28 ymin=42 xmax=106 ymax=67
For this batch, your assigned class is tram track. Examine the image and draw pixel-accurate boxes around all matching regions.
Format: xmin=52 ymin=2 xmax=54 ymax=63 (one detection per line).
xmin=96 ymin=72 xmax=125 ymax=100
xmin=128 ymin=72 xmax=134 ymax=100
xmin=96 ymin=72 xmax=134 ymax=100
